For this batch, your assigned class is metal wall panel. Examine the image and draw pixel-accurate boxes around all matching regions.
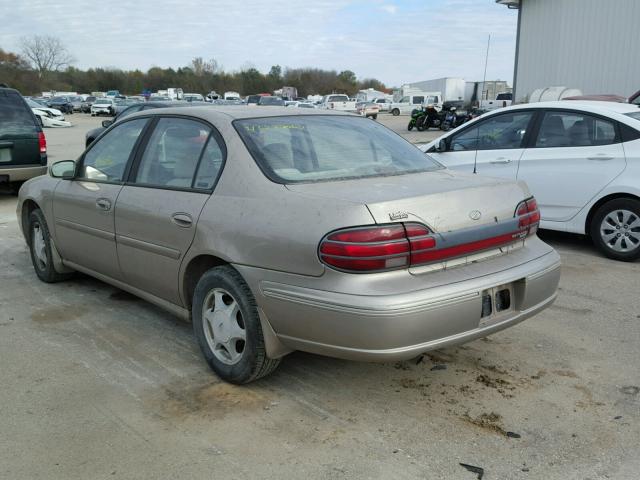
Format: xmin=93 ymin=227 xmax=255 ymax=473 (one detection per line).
xmin=515 ymin=0 xmax=640 ymax=102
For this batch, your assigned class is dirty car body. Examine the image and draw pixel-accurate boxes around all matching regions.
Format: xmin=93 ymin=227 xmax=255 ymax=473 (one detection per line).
xmin=17 ymin=107 xmax=560 ymax=383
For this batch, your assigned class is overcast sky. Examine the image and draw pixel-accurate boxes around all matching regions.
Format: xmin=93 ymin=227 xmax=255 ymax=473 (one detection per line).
xmin=0 ymin=0 xmax=518 ymax=87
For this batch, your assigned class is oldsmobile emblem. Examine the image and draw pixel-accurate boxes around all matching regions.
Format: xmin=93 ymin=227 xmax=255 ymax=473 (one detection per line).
xmin=389 ymin=211 xmax=409 ymax=221
xmin=469 ymin=210 xmax=482 ymax=221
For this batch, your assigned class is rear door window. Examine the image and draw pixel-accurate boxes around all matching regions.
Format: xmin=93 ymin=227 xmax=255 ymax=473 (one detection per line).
xmin=0 ymin=90 xmax=37 ymax=137
xmin=534 ymin=111 xmax=617 ymax=148
xmin=450 ymin=111 xmax=533 ymax=151
xmin=133 ymin=117 xmax=212 ymax=189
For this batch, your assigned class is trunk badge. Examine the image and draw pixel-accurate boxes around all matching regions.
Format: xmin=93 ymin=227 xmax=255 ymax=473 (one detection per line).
xmin=389 ymin=211 xmax=408 ymax=221
xmin=469 ymin=210 xmax=482 ymax=221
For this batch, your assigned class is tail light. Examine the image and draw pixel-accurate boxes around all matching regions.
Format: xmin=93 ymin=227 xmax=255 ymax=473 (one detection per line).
xmin=319 ymin=197 xmax=540 ymax=273
xmin=515 ymin=197 xmax=540 ymax=236
xmin=38 ymin=131 xmax=47 ymax=154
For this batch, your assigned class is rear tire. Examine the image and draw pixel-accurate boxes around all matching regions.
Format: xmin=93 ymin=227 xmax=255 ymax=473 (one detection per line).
xmin=28 ymin=209 xmax=74 ymax=283
xmin=192 ymin=266 xmax=281 ymax=384
xmin=590 ymin=198 xmax=640 ymax=261
xmin=391 ymin=108 xmax=400 ymax=116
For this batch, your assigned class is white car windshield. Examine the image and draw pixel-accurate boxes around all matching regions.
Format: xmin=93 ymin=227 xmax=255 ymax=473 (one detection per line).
xmin=625 ymin=112 xmax=640 ymax=122
xmin=235 ymin=115 xmax=443 ymax=184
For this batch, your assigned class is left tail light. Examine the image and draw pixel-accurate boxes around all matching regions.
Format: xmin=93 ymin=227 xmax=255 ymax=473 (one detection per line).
xmin=38 ymin=131 xmax=47 ymax=154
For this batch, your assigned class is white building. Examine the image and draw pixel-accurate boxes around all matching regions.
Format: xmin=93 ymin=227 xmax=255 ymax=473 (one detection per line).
xmin=498 ymin=0 xmax=640 ymax=102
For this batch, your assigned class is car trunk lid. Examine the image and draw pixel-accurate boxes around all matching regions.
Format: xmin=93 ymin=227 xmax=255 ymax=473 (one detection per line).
xmin=287 ymin=170 xmax=534 ymax=272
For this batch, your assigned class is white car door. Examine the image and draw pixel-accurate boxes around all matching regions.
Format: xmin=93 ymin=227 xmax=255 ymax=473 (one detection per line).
xmin=517 ymin=110 xmax=626 ymax=222
xmin=430 ymin=110 xmax=535 ymax=180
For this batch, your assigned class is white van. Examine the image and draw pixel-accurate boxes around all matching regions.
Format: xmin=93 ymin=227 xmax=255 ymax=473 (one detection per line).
xmin=389 ymin=93 xmax=442 ymax=116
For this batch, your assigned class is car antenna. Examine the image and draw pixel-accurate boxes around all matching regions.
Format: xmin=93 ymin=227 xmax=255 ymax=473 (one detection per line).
xmin=474 ymin=33 xmax=491 ymax=175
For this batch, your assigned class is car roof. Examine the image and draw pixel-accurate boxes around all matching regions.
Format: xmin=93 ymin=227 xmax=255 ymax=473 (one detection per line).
xmin=507 ymin=100 xmax=640 ymax=115
xmin=129 ymin=105 xmax=351 ymax=121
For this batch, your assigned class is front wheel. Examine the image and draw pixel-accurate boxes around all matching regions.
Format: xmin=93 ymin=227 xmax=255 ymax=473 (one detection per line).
xmin=590 ymin=198 xmax=640 ymax=261
xmin=28 ymin=209 xmax=74 ymax=282
xmin=407 ymin=121 xmax=414 ymax=131
xmin=192 ymin=266 xmax=281 ymax=384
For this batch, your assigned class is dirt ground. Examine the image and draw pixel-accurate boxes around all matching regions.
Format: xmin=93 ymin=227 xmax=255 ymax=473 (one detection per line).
xmin=0 ymin=112 xmax=638 ymax=479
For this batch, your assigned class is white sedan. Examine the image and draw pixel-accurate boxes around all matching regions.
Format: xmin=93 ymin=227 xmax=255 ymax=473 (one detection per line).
xmin=422 ymin=101 xmax=640 ymax=261
xmin=25 ymin=98 xmax=71 ymax=127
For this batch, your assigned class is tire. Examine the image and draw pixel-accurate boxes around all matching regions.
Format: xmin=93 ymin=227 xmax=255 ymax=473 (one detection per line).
xmin=192 ymin=265 xmax=281 ymax=384
xmin=391 ymin=108 xmax=400 ymax=116
xmin=37 ymin=116 xmax=44 ymax=127
xmin=590 ymin=198 xmax=640 ymax=261
xmin=407 ymin=122 xmax=414 ymax=131
xmin=28 ymin=209 xmax=74 ymax=283
xmin=372 ymin=114 xmax=377 ymax=120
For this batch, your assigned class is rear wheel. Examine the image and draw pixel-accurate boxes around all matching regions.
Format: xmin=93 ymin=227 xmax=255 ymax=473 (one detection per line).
xmin=192 ymin=266 xmax=280 ymax=384
xmin=28 ymin=209 xmax=74 ymax=282
xmin=590 ymin=198 xmax=640 ymax=261
xmin=391 ymin=108 xmax=400 ymax=116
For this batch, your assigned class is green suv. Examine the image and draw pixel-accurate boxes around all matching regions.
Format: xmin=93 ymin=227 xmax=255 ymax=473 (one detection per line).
xmin=0 ymin=87 xmax=48 ymax=192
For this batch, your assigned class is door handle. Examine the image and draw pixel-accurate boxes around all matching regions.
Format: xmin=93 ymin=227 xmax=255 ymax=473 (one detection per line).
xmin=95 ymin=198 xmax=111 ymax=211
xmin=490 ymin=158 xmax=512 ymax=164
xmin=587 ymin=155 xmax=614 ymax=161
xmin=171 ymin=213 xmax=193 ymax=228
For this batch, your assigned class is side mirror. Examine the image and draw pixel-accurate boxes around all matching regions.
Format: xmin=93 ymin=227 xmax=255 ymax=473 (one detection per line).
xmin=50 ymin=160 xmax=76 ymax=179
xmin=435 ymin=138 xmax=448 ymax=152
xmin=102 ymin=119 xmax=113 ymax=128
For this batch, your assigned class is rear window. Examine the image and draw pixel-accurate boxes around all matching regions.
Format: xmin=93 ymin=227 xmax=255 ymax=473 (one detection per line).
xmin=235 ymin=115 xmax=442 ymax=184
xmin=0 ymin=90 xmax=37 ymax=135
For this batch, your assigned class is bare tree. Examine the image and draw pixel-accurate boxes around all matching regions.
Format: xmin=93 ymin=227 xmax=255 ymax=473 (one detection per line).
xmin=20 ymin=35 xmax=74 ymax=77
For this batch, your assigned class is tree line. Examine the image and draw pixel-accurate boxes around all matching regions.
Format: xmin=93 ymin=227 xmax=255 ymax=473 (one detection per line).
xmin=0 ymin=36 xmax=387 ymax=97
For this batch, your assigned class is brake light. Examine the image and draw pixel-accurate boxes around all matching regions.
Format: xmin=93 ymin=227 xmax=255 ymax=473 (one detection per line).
xmin=38 ymin=131 xmax=47 ymax=154
xmin=319 ymin=225 xmax=410 ymax=271
xmin=515 ymin=197 xmax=540 ymax=235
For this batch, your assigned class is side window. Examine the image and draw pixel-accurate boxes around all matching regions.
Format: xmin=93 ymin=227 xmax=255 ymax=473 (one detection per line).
xmin=79 ymin=118 xmax=147 ymax=182
xmin=450 ymin=112 xmax=533 ymax=151
xmin=134 ymin=117 xmax=211 ymax=189
xmin=193 ymin=136 xmax=225 ymax=189
xmin=412 ymin=96 xmax=424 ymax=104
xmin=399 ymin=96 xmax=409 ymax=103
xmin=535 ymin=111 xmax=617 ymax=148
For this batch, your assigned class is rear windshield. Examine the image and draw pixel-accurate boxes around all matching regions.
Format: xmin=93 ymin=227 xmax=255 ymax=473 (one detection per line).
xmin=235 ymin=115 xmax=442 ymax=184
xmin=0 ymin=91 xmax=37 ymax=135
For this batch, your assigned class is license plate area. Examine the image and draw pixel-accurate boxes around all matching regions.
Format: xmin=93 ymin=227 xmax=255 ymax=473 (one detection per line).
xmin=479 ymin=283 xmax=515 ymax=327
xmin=0 ymin=149 xmax=12 ymax=163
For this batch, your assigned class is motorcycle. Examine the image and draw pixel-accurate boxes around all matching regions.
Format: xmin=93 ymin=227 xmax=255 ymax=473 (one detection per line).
xmin=407 ymin=105 xmax=441 ymax=131
xmin=407 ymin=107 xmax=426 ymax=131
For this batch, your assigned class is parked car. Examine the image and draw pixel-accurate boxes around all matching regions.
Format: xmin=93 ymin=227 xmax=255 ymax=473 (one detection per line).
xmin=245 ymin=95 xmax=261 ymax=106
xmin=25 ymin=97 xmax=71 ymax=128
xmin=85 ymin=101 xmax=191 ymax=146
xmin=355 ymin=101 xmax=380 ymax=119
xmin=46 ymin=96 xmax=74 ymax=114
xmin=68 ymin=96 xmax=84 ymax=112
xmin=373 ymin=98 xmax=392 ymax=112
xmin=113 ymin=98 xmax=143 ymax=115
xmin=320 ymin=94 xmax=357 ymax=111
xmin=257 ymin=96 xmax=285 ymax=106
xmin=91 ymin=98 xmax=116 ymax=116
xmin=184 ymin=93 xmax=205 ymax=102
xmin=389 ymin=93 xmax=442 ymax=116
xmin=480 ymin=92 xmax=513 ymax=111
xmin=81 ymin=96 xmax=96 ymax=113
xmin=17 ymin=107 xmax=560 ymax=383
xmin=0 ymin=87 xmax=47 ymax=191
xmin=422 ymin=101 xmax=640 ymax=261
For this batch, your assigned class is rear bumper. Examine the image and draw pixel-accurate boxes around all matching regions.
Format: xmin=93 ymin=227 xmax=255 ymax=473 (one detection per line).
xmin=0 ymin=165 xmax=47 ymax=182
xmin=236 ymin=241 xmax=560 ymax=361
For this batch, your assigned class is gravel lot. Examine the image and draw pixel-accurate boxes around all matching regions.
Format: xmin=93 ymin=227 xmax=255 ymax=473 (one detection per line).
xmin=0 ymin=112 xmax=638 ymax=480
